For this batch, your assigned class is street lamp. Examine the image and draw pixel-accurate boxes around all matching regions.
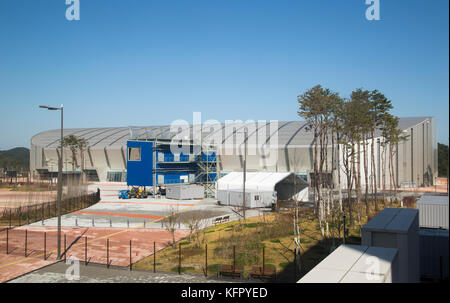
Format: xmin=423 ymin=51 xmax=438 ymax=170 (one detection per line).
xmin=39 ymin=104 xmax=63 ymax=260
xmin=236 ymin=128 xmax=248 ymax=220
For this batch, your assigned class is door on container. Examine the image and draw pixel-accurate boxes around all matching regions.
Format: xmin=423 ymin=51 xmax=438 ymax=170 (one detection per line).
xmin=158 ymin=174 xmax=164 ymax=185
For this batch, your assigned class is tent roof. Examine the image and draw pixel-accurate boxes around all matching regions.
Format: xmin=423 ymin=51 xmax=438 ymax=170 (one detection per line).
xmin=217 ymin=171 xmax=300 ymax=192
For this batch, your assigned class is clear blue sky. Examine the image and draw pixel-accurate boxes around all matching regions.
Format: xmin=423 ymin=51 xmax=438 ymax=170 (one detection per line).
xmin=0 ymin=0 xmax=448 ymax=149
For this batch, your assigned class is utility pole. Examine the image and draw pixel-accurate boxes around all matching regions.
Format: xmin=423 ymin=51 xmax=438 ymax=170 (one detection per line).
xmin=243 ymin=127 xmax=247 ymax=220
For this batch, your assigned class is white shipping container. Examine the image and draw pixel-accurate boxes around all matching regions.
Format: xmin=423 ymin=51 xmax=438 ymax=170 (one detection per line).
xmin=417 ymin=195 xmax=449 ymax=230
xmin=298 ymin=245 xmax=399 ymax=283
xmin=166 ymin=184 xmax=205 ymax=200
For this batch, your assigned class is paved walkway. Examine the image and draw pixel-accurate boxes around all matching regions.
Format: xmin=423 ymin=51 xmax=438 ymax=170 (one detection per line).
xmin=0 ymin=226 xmax=190 ymax=282
xmin=0 ymin=182 xmax=269 ymax=283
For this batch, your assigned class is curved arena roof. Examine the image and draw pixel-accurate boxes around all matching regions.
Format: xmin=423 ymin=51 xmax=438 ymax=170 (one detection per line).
xmin=31 ymin=117 xmax=431 ymax=149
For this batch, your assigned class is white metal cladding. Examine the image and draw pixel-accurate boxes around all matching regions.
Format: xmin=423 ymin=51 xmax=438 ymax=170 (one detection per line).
xmin=297 ymin=244 xmax=399 ymax=283
xmin=361 ymin=208 xmax=420 ymax=283
xmin=30 ymin=117 xmax=437 ymax=184
xmin=417 ymin=195 xmax=449 ymax=230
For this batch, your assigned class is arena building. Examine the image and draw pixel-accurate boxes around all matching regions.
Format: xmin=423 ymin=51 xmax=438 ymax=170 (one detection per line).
xmin=30 ymin=117 xmax=438 ymax=192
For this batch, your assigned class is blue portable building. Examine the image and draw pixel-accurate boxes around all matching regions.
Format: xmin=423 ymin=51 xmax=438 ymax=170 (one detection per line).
xmin=126 ymin=141 xmax=153 ymax=186
xmin=126 ymin=140 xmax=216 ymax=187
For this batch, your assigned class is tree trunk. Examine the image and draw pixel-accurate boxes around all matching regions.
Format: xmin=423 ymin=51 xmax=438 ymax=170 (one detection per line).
xmin=371 ymin=128 xmax=378 ymax=211
xmin=362 ymin=133 xmax=370 ymax=219
xmin=382 ymin=142 xmax=387 ymax=206
xmin=337 ymin=134 xmax=343 ymax=212
xmin=352 ymin=141 xmax=361 ymax=224
xmin=388 ymin=145 xmax=393 ymax=206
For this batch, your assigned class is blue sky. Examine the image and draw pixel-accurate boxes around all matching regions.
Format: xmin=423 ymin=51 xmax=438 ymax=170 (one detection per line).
xmin=0 ymin=0 xmax=448 ymax=149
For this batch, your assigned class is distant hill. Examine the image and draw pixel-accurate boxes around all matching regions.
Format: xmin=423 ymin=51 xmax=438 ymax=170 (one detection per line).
xmin=0 ymin=147 xmax=30 ymax=171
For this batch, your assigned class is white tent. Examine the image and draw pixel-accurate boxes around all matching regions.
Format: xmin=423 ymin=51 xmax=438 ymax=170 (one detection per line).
xmin=216 ymin=172 xmax=309 ymax=208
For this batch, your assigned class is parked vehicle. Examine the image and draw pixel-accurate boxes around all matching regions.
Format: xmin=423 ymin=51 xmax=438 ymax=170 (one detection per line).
xmin=118 ymin=189 xmax=131 ymax=199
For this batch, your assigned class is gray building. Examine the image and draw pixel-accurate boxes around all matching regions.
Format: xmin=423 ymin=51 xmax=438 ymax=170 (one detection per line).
xmin=30 ymin=116 xmax=438 ymax=188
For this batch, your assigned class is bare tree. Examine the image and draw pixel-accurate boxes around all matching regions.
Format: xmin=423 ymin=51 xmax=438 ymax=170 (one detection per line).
xmin=162 ymin=207 xmax=180 ymax=247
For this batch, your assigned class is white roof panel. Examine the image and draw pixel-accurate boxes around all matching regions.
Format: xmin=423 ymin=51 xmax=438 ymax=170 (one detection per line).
xmin=217 ymin=172 xmax=292 ymax=192
xmin=362 ymin=208 xmax=418 ymax=233
xmin=417 ymin=195 xmax=449 ymax=206
xmin=298 ymin=244 xmax=399 ymax=283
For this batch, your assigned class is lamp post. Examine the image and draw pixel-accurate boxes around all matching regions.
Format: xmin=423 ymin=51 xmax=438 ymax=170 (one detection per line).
xmin=39 ymin=105 xmax=63 ymax=260
xmin=236 ymin=128 xmax=248 ymax=220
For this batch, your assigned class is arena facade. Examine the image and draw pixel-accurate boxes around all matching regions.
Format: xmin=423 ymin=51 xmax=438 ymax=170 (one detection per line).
xmin=30 ymin=116 xmax=438 ymax=189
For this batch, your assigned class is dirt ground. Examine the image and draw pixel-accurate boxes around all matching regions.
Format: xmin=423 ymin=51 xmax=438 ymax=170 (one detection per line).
xmin=0 ymin=189 xmax=57 ymax=211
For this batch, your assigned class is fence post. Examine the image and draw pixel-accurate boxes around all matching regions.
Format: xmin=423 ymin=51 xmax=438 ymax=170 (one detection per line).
xmin=153 ymin=241 xmax=156 ymax=273
xmin=205 ymin=244 xmax=208 ymax=277
xmin=44 ymin=232 xmax=46 ymax=260
xmin=85 ymin=236 xmax=87 ymax=266
xmin=64 ymin=234 xmax=66 ymax=261
xmin=129 ymin=240 xmax=132 ymax=271
xmin=24 ymin=229 xmax=27 ymax=257
xmin=263 ymin=246 xmax=265 ymax=273
xmin=9 ymin=209 xmax=11 ymax=228
xmin=233 ymin=245 xmax=236 ymax=270
xmin=26 ymin=206 xmax=29 ymax=225
xmin=19 ymin=208 xmax=21 ymax=226
xmin=6 ymin=228 xmax=8 ymax=254
xmin=178 ymin=243 xmax=181 ymax=275
xmin=107 ymin=239 xmax=109 ymax=268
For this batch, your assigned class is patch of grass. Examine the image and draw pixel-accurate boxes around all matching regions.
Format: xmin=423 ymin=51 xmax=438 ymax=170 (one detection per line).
xmin=236 ymin=252 xmax=259 ymax=266
xmin=207 ymin=264 xmax=220 ymax=273
xmin=245 ymin=222 xmax=262 ymax=228
xmin=270 ymin=239 xmax=280 ymax=244
xmin=179 ymin=241 xmax=191 ymax=245
xmin=264 ymin=263 xmax=276 ymax=269
xmin=279 ymin=262 xmax=291 ymax=269
xmin=170 ymin=266 xmax=195 ymax=273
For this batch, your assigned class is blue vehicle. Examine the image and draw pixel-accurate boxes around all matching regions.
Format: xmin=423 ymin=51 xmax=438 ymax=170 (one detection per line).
xmin=118 ymin=189 xmax=131 ymax=199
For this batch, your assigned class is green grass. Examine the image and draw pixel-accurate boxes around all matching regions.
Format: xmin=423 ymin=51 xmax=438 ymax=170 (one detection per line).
xmin=170 ymin=266 xmax=195 ymax=273
xmin=278 ymin=262 xmax=290 ymax=269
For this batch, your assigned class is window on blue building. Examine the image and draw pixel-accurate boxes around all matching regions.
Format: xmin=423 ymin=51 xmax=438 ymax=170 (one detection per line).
xmin=128 ymin=147 xmax=141 ymax=161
